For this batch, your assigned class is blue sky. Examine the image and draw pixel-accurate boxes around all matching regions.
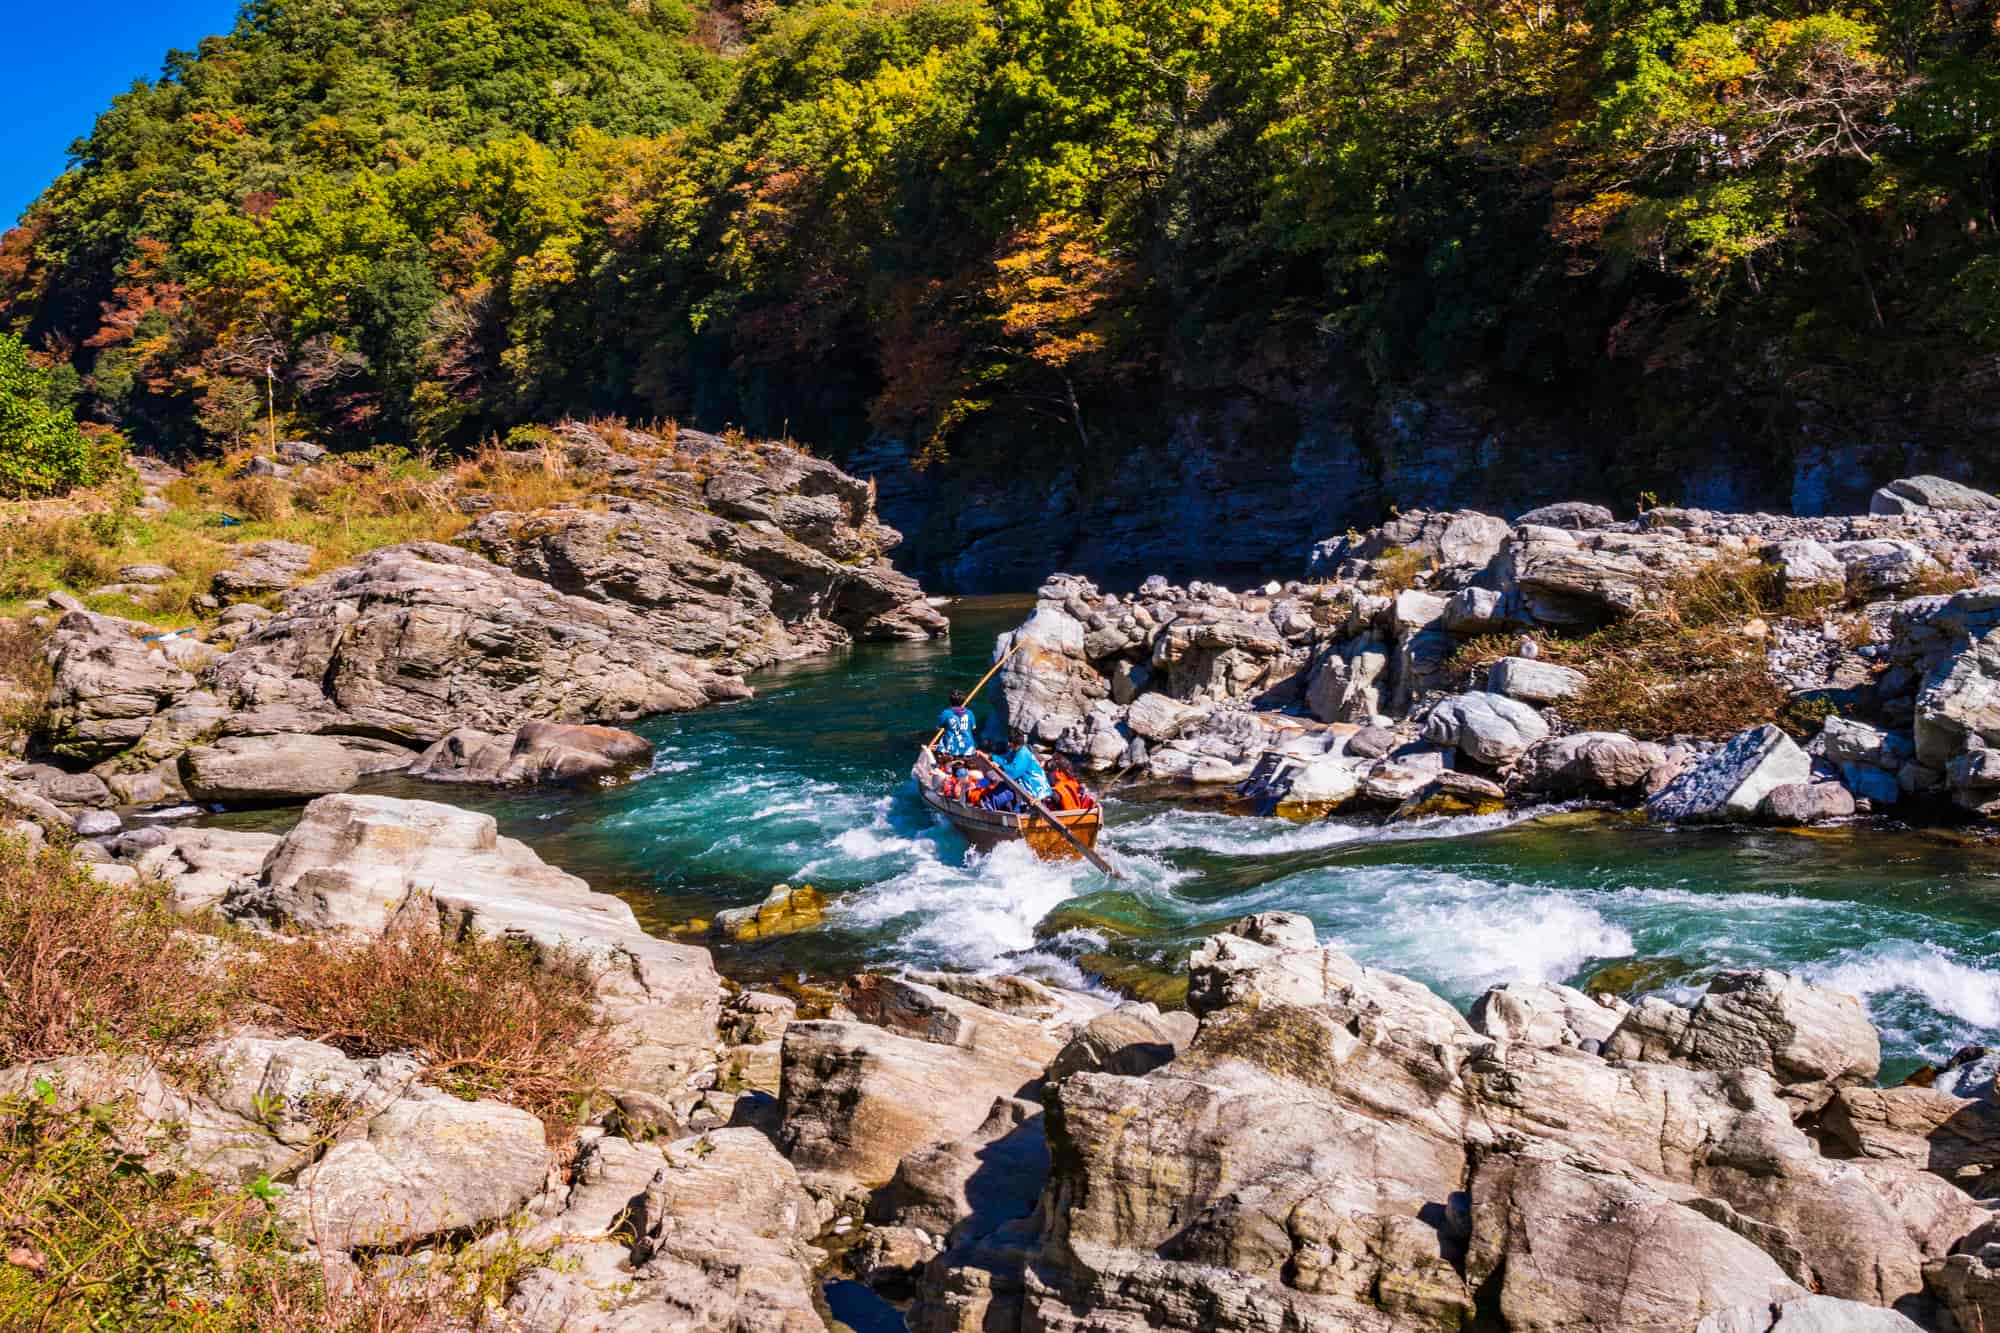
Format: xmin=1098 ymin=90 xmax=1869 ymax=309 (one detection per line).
xmin=3 ymin=1 xmax=243 ymax=228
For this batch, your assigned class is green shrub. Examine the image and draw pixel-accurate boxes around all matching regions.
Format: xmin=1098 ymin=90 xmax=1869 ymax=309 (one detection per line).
xmin=0 ymin=336 xmax=107 ymax=498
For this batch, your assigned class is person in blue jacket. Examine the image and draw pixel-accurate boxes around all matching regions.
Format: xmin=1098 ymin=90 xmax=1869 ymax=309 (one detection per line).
xmin=937 ymin=689 xmax=978 ymax=757
xmin=991 ymin=730 xmax=1054 ymax=803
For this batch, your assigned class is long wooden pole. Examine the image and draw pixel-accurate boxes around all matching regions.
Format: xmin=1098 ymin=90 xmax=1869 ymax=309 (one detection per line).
xmin=928 ymin=639 xmax=1026 ymax=748
xmin=977 ymin=752 xmax=1123 ymax=880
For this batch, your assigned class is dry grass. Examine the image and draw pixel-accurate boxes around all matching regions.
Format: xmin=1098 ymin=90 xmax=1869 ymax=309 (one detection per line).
xmin=0 ymin=837 xmax=590 ymax=1327
xmin=0 ymin=415 xmax=789 ymax=630
xmin=0 ymin=838 xmax=227 ymax=1065
xmin=1372 ymin=545 xmax=1431 ymax=596
xmin=0 ymin=618 xmax=52 ymax=741
xmin=0 ymin=1090 xmax=537 ymax=1330
xmin=1449 ymin=559 xmax=1795 ymax=742
xmin=241 ymin=924 xmax=615 ymax=1133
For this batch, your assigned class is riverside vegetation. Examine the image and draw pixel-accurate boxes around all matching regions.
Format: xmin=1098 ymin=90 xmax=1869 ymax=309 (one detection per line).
xmin=6 ymin=0 xmax=2000 ymax=512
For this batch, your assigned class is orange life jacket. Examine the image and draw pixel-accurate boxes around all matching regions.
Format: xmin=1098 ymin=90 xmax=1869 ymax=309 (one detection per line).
xmin=1051 ymin=772 xmax=1091 ymax=810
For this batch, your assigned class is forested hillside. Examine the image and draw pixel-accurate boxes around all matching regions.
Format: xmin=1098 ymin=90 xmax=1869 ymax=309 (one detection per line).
xmin=3 ymin=0 xmax=1999 ymax=493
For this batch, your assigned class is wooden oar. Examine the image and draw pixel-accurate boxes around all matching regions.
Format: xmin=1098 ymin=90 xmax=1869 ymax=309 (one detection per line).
xmin=927 ymin=639 xmax=1026 ymax=749
xmin=977 ymin=751 xmax=1123 ymax=880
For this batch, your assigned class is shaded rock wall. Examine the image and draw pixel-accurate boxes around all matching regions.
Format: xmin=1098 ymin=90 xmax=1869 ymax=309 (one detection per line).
xmin=853 ymin=405 xmax=1991 ymax=592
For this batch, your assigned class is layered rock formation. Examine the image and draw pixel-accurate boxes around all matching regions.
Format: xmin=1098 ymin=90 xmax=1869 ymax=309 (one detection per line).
xmin=25 ymin=425 xmax=942 ymax=813
xmin=870 ymin=914 xmax=1991 ymax=1333
xmin=16 ymin=773 xmax=1998 ymax=1330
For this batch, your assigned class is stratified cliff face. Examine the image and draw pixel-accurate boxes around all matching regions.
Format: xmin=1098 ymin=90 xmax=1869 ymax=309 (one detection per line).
xmin=855 ymin=397 xmax=1987 ymax=593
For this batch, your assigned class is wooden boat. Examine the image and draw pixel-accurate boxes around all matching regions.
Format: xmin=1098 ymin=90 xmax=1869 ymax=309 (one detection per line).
xmin=913 ymin=747 xmax=1103 ymax=860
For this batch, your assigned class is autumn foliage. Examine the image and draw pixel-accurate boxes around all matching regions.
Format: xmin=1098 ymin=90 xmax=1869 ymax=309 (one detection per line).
xmin=0 ymin=0 xmax=1996 ymax=470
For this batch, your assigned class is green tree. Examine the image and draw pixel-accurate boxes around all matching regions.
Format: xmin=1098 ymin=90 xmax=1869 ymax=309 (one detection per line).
xmin=0 ymin=336 xmax=108 ymax=496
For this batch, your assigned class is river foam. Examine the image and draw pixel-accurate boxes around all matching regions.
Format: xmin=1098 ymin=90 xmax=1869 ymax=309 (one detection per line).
xmin=422 ymin=601 xmax=2000 ymax=1078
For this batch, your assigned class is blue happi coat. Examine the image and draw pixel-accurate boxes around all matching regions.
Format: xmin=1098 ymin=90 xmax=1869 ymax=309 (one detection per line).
xmin=938 ymin=705 xmax=978 ymax=756
xmin=994 ymin=745 xmax=1054 ymax=800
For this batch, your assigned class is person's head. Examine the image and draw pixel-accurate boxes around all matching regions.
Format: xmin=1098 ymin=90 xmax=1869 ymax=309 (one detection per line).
xmin=949 ymin=689 xmax=967 ymax=707
xmin=951 ymin=763 xmax=967 ymax=777
xmin=1049 ymin=756 xmax=1074 ymax=779
xmin=1007 ymin=728 xmax=1029 ymax=751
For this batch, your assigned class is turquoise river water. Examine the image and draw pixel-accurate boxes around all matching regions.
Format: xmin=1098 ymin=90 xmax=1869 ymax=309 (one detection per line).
xmin=334 ymin=598 xmax=2000 ymax=1082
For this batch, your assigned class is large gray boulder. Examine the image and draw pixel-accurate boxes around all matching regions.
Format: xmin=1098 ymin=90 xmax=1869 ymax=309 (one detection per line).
xmin=1466 ymin=1143 xmax=1807 ymax=1330
xmin=1761 ymin=781 xmax=1857 ymax=825
xmin=1835 ymin=539 xmax=1945 ymax=599
xmin=1646 ymin=724 xmax=1811 ymax=822
xmin=1817 ymin=716 xmax=1915 ymax=771
xmin=1870 ymin=475 xmax=2000 ymax=516
xmin=178 ymin=734 xmax=366 ymax=803
xmin=411 ymin=721 xmax=654 ymax=785
xmin=1916 ymin=631 xmax=2000 ymax=765
xmin=1514 ymin=500 xmax=1615 ymax=530
xmin=1820 ymin=1083 xmax=2000 ymax=1193
xmin=212 ymin=539 xmax=315 ymax=596
xmin=1422 ymin=689 xmax=1549 ymax=765
xmin=1515 ymin=731 xmax=1669 ymax=798
xmin=280 ymin=1088 xmax=549 ymax=1250
xmin=1767 ymin=537 xmax=1848 ymax=599
xmin=43 ymin=612 xmax=196 ymax=762
xmin=1496 ymin=526 xmax=1718 ymax=627
xmin=1486 ymin=655 xmax=1585 ymax=704
xmin=210 ymin=543 xmax=752 ymax=745
xmin=994 ymin=598 xmax=1104 ymax=744
xmin=1469 ymin=981 xmax=1627 ymax=1049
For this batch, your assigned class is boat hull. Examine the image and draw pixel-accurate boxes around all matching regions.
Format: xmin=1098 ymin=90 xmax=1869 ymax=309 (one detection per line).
xmin=914 ymin=750 xmax=1102 ymax=860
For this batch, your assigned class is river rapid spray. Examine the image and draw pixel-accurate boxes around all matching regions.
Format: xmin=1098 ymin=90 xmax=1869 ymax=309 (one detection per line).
xmin=228 ymin=597 xmax=2000 ymax=1082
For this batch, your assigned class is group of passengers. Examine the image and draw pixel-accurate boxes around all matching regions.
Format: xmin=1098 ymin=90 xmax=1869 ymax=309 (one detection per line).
xmin=932 ymin=690 xmax=1096 ymax=813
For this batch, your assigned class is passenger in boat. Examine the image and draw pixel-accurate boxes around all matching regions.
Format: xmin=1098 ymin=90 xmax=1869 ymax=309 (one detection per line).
xmin=938 ymin=690 xmax=979 ymax=756
xmin=963 ymin=765 xmax=1010 ymax=810
xmin=1048 ymin=757 xmax=1095 ymax=811
xmin=938 ymin=761 xmax=971 ymax=802
xmin=993 ymin=731 xmax=1054 ymax=803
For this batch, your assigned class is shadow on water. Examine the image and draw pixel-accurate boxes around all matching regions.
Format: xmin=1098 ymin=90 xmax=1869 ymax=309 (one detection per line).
xmin=203 ymin=594 xmax=2000 ymax=1076
xmin=823 ymin=1280 xmax=906 ymax=1333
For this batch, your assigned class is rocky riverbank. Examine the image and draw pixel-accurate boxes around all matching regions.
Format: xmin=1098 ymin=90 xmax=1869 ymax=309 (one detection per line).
xmin=11 ymin=791 xmax=2000 ymax=1330
xmin=1 ymin=422 xmax=943 ymax=827
xmin=993 ymin=477 xmax=2000 ymax=828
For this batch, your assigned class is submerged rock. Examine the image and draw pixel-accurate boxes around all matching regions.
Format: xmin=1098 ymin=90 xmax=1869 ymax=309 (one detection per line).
xmin=714 ymin=884 xmax=825 ymax=941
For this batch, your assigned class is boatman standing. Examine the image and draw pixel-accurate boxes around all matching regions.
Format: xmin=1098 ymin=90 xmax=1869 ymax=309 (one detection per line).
xmin=993 ymin=730 xmax=1055 ymax=803
xmin=938 ymin=689 xmax=979 ymax=757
